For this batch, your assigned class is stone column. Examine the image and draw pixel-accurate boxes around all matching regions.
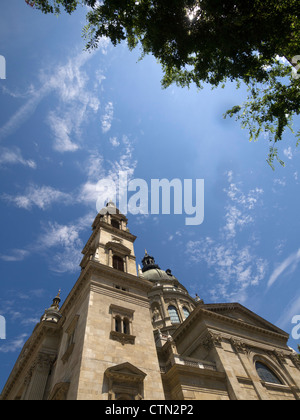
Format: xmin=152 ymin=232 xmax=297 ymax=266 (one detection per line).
xmin=202 ymin=332 xmax=244 ymax=400
xmin=108 ymin=249 xmax=113 ymax=267
xmin=24 ymin=353 xmax=54 ymax=400
xmin=230 ymin=339 xmax=270 ymax=400
xmin=159 ymin=295 xmax=167 ymax=319
xmin=177 ymin=301 xmax=185 ymax=323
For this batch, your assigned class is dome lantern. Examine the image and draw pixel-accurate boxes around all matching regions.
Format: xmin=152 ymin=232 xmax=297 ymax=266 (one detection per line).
xmin=141 ymin=250 xmax=160 ymax=273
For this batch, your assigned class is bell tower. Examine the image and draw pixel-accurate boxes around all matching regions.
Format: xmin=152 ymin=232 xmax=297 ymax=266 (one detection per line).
xmin=2 ymin=204 xmax=300 ymax=400
xmin=50 ymin=203 xmax=165 ymax=400
xmin=1 ymin=203 xmax=165 ymax=400
xmin=80 ymin=201 xmax=137 ymax=276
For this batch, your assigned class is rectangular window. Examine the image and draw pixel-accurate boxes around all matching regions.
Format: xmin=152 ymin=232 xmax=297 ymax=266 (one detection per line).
xmin=113 ymin=255 xmax=124 ymax=271
xmin=114 ymin=284 xmax=128 ymax=292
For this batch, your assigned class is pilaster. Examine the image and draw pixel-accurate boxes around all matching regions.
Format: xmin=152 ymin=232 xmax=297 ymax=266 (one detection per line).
xmin=23 ymin=353 xmax=55 ymax=400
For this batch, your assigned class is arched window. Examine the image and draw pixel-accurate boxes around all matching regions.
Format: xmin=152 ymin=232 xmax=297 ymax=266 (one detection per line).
xmin=115 ymin=316 xmax=121 ymax=333
xmin=113 ymin=255 xmax=124 ymax=271
xmin=255 ymin=362 xmax=282 ymax=385
xmin=168 ymin=305 xmax=180 ymax=324
xmin=182 ymin=307 xmax=190 ymax=319
xmin=111 ymin=219 xmax=120 ymax=229
xmin=123 ymin=318 xmax=130 ymax=335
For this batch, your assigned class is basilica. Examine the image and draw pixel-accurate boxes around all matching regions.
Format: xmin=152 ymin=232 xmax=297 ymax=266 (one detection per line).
xmin=1 ymin=202 xmax=300 ymax=400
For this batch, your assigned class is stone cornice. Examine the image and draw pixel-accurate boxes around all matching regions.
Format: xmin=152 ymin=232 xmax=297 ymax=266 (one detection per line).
xmin=82 ymin=221 xmax=137 ymax=255
xmin=0 ymin=322 xmax=59 ymax=400
xmin=162 ymin=361 xmax=226 ymax=383
xmin=89 ymin=260 xmax=153 ymax=291
xmin=60 ymin=260 xmax=153 ymax=318
xmin=172 ymin=304 xmax=290 ymax=345
xmin=105 ymin=241 xmax=131 ymax=256
xmin=203 ymin=303 xmax=288 ymax=337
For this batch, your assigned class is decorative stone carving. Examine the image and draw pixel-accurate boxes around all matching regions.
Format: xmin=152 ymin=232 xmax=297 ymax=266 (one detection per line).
xmin=290 ymin=354 xmax=300 ymax=370
xmin=152 ymin=307 xmax=161 ymax=322
xmin=34 ymin=353 xmax=56 ymax=371
xmin=202 ymin=332 xmax=222 ymax=351
xmin=230 ymin=338 xmax=248 ymax=354
xmin=273 ymin=350 xmax=287 ymax=365
xmin=49 ymin=382 xmax=70 ymax=400
xmin=110 ymin=330 xmax=136 ymax=345
xmin=105 ymin=363 xmax=146 ymax=400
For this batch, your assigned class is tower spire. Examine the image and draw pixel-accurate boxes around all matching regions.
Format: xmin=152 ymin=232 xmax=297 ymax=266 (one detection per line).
xmin=41 ymin=290 xmax=62 ymax=323
xmin=51 ymin=289 xmax=61 ymax=310
xmin=141 ymin=251 xmax=160 ymax=273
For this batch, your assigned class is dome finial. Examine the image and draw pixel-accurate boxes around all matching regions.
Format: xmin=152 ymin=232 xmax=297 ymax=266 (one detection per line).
xmin=41 ymin=290 xmax=62 ymax=323
xmin=51 ymin=289 xmax=61 ymax=310
xmin=141 ymin=251 xmax=160 ymax=273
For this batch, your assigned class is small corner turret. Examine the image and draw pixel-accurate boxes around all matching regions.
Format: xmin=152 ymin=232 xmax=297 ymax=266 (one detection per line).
xmin=41 ymin=290 xmax=62 ymax=324
xmin=141 ymin=250 xmax=160 ymax=273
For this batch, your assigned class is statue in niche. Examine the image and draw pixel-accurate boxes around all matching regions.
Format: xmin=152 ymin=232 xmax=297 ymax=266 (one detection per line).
xmin=152 ymin=307 xmax=161 ymax=322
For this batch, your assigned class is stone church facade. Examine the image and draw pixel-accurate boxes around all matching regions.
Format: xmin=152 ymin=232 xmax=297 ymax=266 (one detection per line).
xmin=1 ymin=202 xmax=300 ymax=400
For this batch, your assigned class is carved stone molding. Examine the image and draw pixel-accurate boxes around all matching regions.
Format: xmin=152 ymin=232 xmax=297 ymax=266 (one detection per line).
xmin=110 ymin=331 xmax=136 ymax=345
xmin=49 ymin=382 xmax=70 ymax=400
xmin=273 ymin=350 xmax=287 ymax=365
xmin=24 ymin=370 xmax=33 ymax=387
xmin=230 ymin=338 xmax=248 ymax=354
xmin=105 ymin=362 xmax=146 ymax=400
xmin=267 ymin=350 xmax=287 ymax=366
xmin=34 ymin=353 xmax=56 ymax=371
xmin=202 ymin=332 xmax=222 ymax=351
xmin=290 ymin=354 xmax=300 ymax=370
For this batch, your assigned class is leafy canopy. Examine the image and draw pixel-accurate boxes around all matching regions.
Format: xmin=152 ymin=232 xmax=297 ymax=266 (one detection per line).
xmin=30 ymin=0 xmax=300 ymax=168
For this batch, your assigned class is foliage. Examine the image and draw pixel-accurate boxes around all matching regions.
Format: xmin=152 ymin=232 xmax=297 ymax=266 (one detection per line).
xmin=31 ymin=0 xmax=80 ymax=14
xmin=224 ymin=61 xmax=300 ymax=169
xmin=28 ymin=0 xmax=300 ymax=167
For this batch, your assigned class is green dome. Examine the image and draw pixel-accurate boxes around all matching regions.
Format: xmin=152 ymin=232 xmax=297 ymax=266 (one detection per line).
xmin=142 ymin=268 xmax=177 ymax=282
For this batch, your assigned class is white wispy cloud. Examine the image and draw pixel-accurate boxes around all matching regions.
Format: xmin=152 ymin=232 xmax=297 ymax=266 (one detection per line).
xmin=223 ymin=175 xmax=263 ymax=240
xmin=2 ymin=184 xmax=72 ymax=210
xmin=109 ymin=136 xmax=120 ymax=147
xmin=0 ymin=333 xmax=28 ymax=354
xmin=84 ymin=150 xmax=105 ymax=182
xmin=0 ymin=147 xmax=36 ymax=169
xmin=0 ymin=249 xmax=29 ymax=262
xmin=0 ymin=47 xmax=105 ymax=151
xmin=267 ymin=248 xmax=300 ymax=289
xmin=47 ymin=112 xmax=80 ymax=153
xmin=0 ymin=289 xmax=48 ymax=353
xmin=276 ymin=293 xmax=300 ymax=330
xmin=44 ymin=50 xmax=102 ymax=152
xmin=187 ymin=239 xmax=267 ymax=303
xmin=79 ymin=135 xmax=137 ymax=208
xmin=1 ymin=136 xmax=136 ymax=271
xmin=273 ymin=178 xmax=286 ymax=188
xmin=0 ymin=86 xmax=49 ymax=142
xmin=101 ymin=101 xmax=114 ymax=133
xmin=0 ymin=212 xmax=92 ymax=273
xmin=186 ymin=171 xmax=267 ymax=303
xmin=283 ymin=147 xmax=293 ymax=160
xmin=223 ymin=205 xmax=253 ymax=240
xmin=34 ymin=213 xmax=94 ymax=273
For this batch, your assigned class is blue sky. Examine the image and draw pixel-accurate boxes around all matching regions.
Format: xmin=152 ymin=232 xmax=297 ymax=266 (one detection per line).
xmin=0 ymin=2 xmax=300 ymax=390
